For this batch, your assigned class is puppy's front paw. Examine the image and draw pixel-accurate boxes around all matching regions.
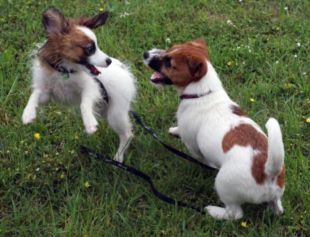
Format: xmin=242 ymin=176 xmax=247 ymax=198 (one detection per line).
xmin=22 ymin=107 xmax=36 ymax=124
xmin=168 ymin=127 xmax=180 ymax=138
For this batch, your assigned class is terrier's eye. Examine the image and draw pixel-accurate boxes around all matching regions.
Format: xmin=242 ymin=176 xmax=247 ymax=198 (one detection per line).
xmin=163 ymin=57 xmax=171 ymax=68
xmin=84 ymin=42 xmax=96 ymax=56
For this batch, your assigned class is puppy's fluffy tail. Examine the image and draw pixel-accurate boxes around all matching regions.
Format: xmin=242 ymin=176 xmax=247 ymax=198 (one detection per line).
xmin=265 ymin=118 xmax=285 ymax=177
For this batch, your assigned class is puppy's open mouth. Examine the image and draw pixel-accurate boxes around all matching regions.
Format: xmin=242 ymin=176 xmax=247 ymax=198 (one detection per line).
xmin=86 ymin=64 xmax=101 ymax=76
xmin=150 ymin=72 xmax=173 ymax=85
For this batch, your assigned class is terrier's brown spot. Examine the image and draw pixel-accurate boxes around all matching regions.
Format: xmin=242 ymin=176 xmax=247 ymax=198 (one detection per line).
xmin=231 ymin=105 xmax=246 ymax=116
xmin=222 ymin=124 xmax=268 ymax=184
xmin=276 ymin=166 xmax=285 ymax=188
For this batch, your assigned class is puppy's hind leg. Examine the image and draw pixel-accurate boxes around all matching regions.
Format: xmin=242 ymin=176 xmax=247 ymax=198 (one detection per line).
xmin=107 ymin=104 xmax=133 ymax=163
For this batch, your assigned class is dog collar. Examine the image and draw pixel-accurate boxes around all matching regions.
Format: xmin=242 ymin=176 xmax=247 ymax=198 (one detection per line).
xmin=46 ymin=61 xmax=76 ymax=74
xmin=180 ymin=90 xmax=212 ymax=100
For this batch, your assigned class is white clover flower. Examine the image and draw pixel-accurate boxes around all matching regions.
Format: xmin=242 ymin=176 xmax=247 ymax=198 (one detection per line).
xmin=166 ymin=37 xmax=171 ymax=44
xmin=297 ymin=42 xmax=301 ymax=47
xmin=226 ymin=19 xmax=236 ymax=27
xmin=120 ymin=12 xmax=131 ymax=18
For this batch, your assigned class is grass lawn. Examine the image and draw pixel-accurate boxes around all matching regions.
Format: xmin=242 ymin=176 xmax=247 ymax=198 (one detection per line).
xmin=0 ymin=0 xmax=309 ymax=236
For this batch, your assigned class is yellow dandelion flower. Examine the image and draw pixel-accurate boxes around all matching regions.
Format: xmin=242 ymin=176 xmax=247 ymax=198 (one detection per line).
xmin=240 ymin=221 xmax=249 ymax=228
xmin=227 ymin=61 xmax=232 ymax=66
xmin=250 ymin=98 xmax=255 ymax=103
xmin=34 ymin=133 xmax=41 ymax=140
xmin=306 ymin=117 xmax=310 ymax=123
xmin=84 ymin=181 xmax=91 ymax=188
xmin=99 ymin=8 xmax=104 ymax=12
xmin=283 ymin=82 xmax=293 ymax=90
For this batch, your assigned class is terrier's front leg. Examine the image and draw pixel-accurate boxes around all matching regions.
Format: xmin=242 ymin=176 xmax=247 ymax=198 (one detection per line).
xmin=168 ymin=126 xmax=180 ymax=138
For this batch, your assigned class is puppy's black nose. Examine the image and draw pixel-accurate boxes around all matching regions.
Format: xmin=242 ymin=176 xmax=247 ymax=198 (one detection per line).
xmin=106 ymin=58 xmax=112 ymax=66
xmin=143 ymin=51 xmax=149 ymax=59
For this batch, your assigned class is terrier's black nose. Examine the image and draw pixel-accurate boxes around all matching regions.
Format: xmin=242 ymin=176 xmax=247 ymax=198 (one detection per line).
xmin=143 ymin=51 xmax=149 ymax=59
xmin=106 ymin=58 xmax=112 ymax=66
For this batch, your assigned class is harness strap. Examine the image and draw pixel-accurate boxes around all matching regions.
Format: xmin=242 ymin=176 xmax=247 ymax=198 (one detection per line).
xmin=93 ymin=77 xmax=109 ymax=103
xmin=79 ymin=145 xmax=204 ymax=214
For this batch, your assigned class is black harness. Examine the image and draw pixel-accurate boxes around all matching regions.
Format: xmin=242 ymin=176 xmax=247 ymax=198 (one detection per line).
xmin=52 ymin=64 xmax=216 ymax=214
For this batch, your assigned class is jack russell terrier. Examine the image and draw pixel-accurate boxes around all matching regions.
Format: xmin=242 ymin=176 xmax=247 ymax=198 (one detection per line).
xmin=143 ymin=39 xmax=285 ymax=219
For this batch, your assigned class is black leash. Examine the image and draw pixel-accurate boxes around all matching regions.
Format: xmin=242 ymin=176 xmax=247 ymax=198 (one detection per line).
xmin=78 ymin=79 xmax=216 ymax=214
xmin=79 ymin=145 xmax=204 ymax=214
xmin=130 ymin=111 xmax=216 ymax=172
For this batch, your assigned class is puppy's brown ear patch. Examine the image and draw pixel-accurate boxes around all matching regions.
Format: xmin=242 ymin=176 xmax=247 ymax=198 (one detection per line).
xmin=188 ymin=57 xmax=207 ymax=81
xmin=43 ymin=8 xmax=70 ymax=35
xmin=77 ymin=11 xmax=109 ymax=29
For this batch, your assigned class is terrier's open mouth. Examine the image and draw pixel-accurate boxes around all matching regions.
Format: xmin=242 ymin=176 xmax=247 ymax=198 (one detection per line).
xmin=150 ymin=72 xmax=172 ymax=85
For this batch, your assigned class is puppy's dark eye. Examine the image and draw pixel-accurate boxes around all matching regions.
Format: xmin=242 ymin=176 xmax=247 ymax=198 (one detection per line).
xmin=84 ymin=42 xmax=96 ymax=56
xmin=163 ymin=57 xmax=171 ymax=68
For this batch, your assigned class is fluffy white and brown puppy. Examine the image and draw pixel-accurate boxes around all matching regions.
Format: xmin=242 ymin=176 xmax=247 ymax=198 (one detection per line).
xmin=22 ymin=8 xmax=136 ymax=162
xmin=144 ymin=39 xmax=285 ymax=219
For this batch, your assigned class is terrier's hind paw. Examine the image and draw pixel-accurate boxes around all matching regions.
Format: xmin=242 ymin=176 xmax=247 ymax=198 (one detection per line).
xmin=205 ymin=205 xmax=227 ymax=219
xmin=205 ymin=205 xmax=243 ymax=220
xmin=168 ymin=127 xmax=180 ymax=138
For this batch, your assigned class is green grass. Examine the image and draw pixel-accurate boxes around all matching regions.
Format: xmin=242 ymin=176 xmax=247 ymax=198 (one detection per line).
xmin=0 ymin=0 xmax=309 ymax=236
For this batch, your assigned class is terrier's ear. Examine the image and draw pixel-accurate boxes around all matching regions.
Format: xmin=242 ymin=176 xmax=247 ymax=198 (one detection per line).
xmin=190 ymin=38 xmax=208 ymax=57
xmin=191 ymin=38 xmax=207 ymax=48
xmin=77 ymin=11 xmax=109 ymax=29
xmin=42 ymin=8 xmax=69 ymax=35
xmin=188 ymin=57 xmax=207 ymax=81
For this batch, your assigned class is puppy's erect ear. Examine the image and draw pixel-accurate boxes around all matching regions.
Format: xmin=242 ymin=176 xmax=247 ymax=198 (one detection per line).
xmin=188 ymin=57 xmax=207 ymax=81
xmin=78 ymin=11 xmax=109 ymax=29
xmin=42 ymin=8 xmax=69 ymax=35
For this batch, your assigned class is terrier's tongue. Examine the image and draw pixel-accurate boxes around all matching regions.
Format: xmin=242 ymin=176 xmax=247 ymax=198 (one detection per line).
xmin=86 ymin=64 xmax=101 ymax=76
xmin=151 ymin=72 xmax=164 ymax=80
